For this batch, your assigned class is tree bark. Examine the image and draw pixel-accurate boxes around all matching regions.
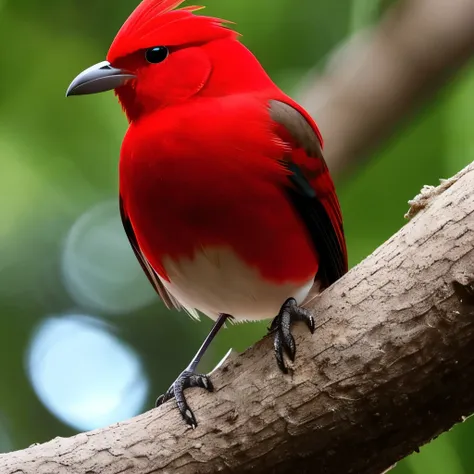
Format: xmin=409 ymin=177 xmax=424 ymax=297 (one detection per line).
xmin=1 ymin=162 xmax=473 ymax=473
xmin=296 ymin=0 xmax=474 ymax=178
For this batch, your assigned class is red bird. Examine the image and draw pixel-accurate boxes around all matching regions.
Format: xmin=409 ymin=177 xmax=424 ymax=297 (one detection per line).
xmin=67 ymin=0 xmax=348 ymax=427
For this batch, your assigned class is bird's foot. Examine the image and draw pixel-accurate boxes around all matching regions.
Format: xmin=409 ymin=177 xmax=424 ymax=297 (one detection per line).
xmin=155 ymin=370 xmax=213 ymax=428
xmin=269 ymin=297 xmax=315 ymax=373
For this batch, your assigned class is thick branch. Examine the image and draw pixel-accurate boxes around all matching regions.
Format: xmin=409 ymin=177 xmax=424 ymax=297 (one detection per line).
xmin=296 ymin=0 xmax=474 ymax=177
xmin=1 ymin=162 xmax=474 ymax=473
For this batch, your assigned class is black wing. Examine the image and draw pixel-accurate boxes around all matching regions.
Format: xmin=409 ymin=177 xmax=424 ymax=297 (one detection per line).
xmin=269 ymin=100 xmax=348 ymax=287
xmin=119 ymin=196 xmax=182 ymax=311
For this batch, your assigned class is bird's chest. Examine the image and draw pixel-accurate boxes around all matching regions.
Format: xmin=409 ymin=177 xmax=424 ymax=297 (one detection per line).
xmin=118 ymin=109 xmax=318 ymax=286
xmin=119 ymin=142 xmax=282 ymax=262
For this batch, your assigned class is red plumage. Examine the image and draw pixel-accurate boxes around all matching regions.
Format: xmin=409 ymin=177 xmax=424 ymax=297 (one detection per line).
xmin=67 ymin=0 xmax=348 ymax=426
xmin=108 ymin=0 xmax=348 ymax=315
xmin=108 ymin=1 xmax=234 ymax=62
xmin=119 ymin=93 xmax=319 ymax=284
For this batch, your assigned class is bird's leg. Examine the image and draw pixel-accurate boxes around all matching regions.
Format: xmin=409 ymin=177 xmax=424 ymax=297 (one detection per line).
xmin=155 ymin=313 xmax=229 ymax=428
xmin=269 ymin=298 xmax=315 ymax=373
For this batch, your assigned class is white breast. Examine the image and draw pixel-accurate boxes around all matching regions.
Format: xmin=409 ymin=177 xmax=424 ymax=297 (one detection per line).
xmin=159 ymin=246 xmax=315 ymax=321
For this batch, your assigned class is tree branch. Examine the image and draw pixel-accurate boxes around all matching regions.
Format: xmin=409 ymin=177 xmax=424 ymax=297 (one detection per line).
xmin=1 ymin=162 xmax=473 ymax=473
xmin=296 ymin=0 xmax=474 ymax=177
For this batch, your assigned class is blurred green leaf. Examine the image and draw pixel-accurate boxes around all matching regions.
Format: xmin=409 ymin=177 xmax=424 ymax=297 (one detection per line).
xmin=404 ymin=436 xmax=464 ymax=474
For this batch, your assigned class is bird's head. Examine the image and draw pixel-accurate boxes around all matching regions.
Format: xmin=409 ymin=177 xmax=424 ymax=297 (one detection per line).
xmin=66 ymin=0 xmax=270 ymax=122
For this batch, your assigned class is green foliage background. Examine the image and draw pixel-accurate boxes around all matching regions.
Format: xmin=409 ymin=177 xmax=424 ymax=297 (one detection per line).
xmin=0 ymin=0 xmax=473 ymax=471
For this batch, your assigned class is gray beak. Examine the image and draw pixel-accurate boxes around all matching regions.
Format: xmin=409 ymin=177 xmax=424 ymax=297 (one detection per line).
xmin=66 ymin=61 xmax=135 ymax=97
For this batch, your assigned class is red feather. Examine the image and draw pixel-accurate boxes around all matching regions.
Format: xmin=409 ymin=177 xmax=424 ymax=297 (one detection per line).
xmin=104 ymin=0 xmax=347 ymax=304
xmin=271 ymin=97 xmax=348 ymax=278
xmin=119 ymin=93 xmax=321 ymax=284
xmin=108 ymin=1 xmax=234 ymax=62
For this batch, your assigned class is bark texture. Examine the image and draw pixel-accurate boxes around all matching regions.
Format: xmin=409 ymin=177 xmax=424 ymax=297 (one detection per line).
xmin=297 ymin=0 xmax=474 ymax=177
xmin=1 ymin=163 xmax=473 ymax=473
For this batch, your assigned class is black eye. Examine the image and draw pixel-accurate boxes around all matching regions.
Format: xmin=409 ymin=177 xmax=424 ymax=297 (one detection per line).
xmin=145 ymin=46 xmax=169 ymax=64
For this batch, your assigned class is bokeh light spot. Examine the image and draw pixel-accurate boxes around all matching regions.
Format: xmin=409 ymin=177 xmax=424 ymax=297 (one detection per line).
xmin=26 ymin=314 xmax=148 ymax=431
xmin=62 ymin=200 xmax=156 ymax=315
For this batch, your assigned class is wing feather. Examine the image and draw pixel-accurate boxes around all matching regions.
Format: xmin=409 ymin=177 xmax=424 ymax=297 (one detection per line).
xmin=119 ymin=196 xmax=183 ymax=311
xmin=269 ymin=99 xmax=348 ymax=287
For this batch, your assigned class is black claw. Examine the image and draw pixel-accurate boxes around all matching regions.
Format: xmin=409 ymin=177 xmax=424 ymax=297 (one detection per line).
xmin=270 ymin=298 xmax=315 ymax=372
xmin=297 ymin=307 xmax=315 ymax=334
xmin=279 ymin=308 xmax=296 ymax=362
xmin=155 ymin=370 xmax=213 ymax=428
xmin=273 ymin=329 xmax=287 ymax=374
xmin=155 ymin=394 xmax=166 ymax=406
